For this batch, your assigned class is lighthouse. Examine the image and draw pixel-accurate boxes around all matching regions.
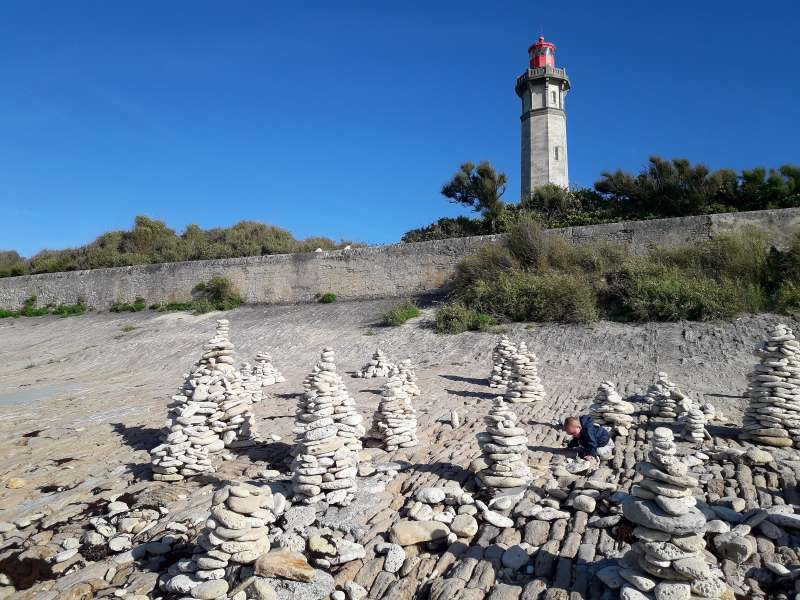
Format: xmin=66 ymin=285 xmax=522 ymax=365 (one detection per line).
xmin=515 ymin=36 xmax=571 ymax=198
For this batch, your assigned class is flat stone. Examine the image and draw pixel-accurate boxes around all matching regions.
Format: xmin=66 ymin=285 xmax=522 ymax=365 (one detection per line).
xmin=451 ymin=514 xmax=479 ymax=538
xmin=191 ymin=580 xmax=229 ymax=599
xmin=501 ymin=545 xmax=530 ymax=569
xmin=573 ymin=495 xmax=596 ymax=513
xmin=619 ymin=568 xmax=656 ymax=592
xmin=254 ymin=550 xmax=316 ymax=582
xmin=654 ymin=496 xmax=695 ymax=516
xmin=623 ymin=497 xmax=706 ymax=535
xmin=390 ymin=520 xmax=451 ymax=546
xmin=596 ymin=565 xmax=624 ymax=589
xmin=620 ymin=584 xmax=652 ymax=600
xmin=416 ymin=487 xmax=446 ymax=504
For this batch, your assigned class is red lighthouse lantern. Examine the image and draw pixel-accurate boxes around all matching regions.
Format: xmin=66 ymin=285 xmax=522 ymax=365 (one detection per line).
xmin=529 ymin=35 xmax=556 ymax=69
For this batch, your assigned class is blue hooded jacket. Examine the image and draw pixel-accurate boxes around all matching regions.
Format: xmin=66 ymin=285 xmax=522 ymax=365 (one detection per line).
xmin=567 ymin=415 xmax=610 ymax=457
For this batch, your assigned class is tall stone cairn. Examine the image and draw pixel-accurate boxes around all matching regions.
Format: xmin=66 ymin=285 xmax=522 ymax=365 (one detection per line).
xmin=589 ymin=381 xmax=635 ymax=436
xmin=149 ymin=325 xmax=233 ymax=481
xmin=292 ymin=347 xmax=362 ymax=506
xmin=253 ymin=351 xmax=285 ymax=386
xmin=647 ymin=372 xmax=679 ymax=418
xmin=476 ymin=397 xmax=531 ymax=491
xmin=503 ymin=341 xmax=546 ymax=404
xmin=397 ymin=358 xmax=420 ymax=397
xmin=620 ymin=427 xmax=728 ymax=599
xmin=355 ymin=348 xmax=397 ymax=378
xmin=202 ymin=320 xmax=257 ymax=449
xmin=375 ymin=374 xmax=419 ymax=451
xmin=488 ymin=336 xmax=517 ymax=388
xmin=162 ymin=482 xmax=274 ymax=598
xmin=742 ymin=323 xmax=800 ymax=448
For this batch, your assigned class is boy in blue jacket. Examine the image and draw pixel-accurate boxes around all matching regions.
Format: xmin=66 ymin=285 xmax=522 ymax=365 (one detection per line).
xmin=564 ymin=415 xmax=614 ymax=461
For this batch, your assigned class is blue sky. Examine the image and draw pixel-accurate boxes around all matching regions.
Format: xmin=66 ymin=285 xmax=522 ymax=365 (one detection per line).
xmin=1 ymin=1 xmax=798 ymax=256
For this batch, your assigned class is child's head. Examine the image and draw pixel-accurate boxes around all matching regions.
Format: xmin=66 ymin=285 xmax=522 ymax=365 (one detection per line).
xmin=564 ymin=416 xmax=581 ymax=438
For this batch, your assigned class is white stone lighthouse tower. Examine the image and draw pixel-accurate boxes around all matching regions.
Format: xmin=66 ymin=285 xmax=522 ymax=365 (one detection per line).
xmin=515 ymin=36 xmax=571 ymax=198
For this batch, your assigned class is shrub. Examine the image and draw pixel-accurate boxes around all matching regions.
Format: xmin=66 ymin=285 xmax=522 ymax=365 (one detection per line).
xmin=132 ymin=296 xmax=147 ymax=311
xmin=776 ymin=282 xmax=800 ymax=314
xmin=18 ymin=296 xmax=49 ymax=317
xmin=610 ymin=264 xmax=765 ymax=321
xmin=453 ymin=245 xmax=516 ymax=293
xmin=319 ymin=292 xmax=337 ymax=303
xmin=435 ymin=302 xmax=496 ymax=334
xmin=52 ymin=301 xmax=86 ymax=318
xmin=459 ymin=270 xmax=598 ymax=323
xmin=197 ymin=276 xmax=243 ymax=310
xmin=382 ymin=300 xmax=421 ymax=326
xmin=507 ymin=213 xmax=549 ymax=268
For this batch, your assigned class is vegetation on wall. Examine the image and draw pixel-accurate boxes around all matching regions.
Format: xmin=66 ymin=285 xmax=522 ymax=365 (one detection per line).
xmin=435 ymin=216 xmax=800 ymax=332
xmin=0 ymin=296 xmax=86 ymax=319
xmin=404 ymin=157 xmax=800 ymax=242
xmin=0 ymin=216 xmax=361 ymax=278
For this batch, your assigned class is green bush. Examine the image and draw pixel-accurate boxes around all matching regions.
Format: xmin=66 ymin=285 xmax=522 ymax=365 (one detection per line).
xmin=435 ymin=302 xmax=496 ymax=334
xmin=197 ymin=276 xmax=243 ymax=310
xmin=319 ymin=292 xmax=337 ymax=303
xmin=610 ymin=264 xmax=766 ymax=321
xmin=0 ymin=295 xmax=86 ymax=319
xmin=776 ymin=282 xmax=800 ymax=314
xmin=382 ymin=300 xmax=421 ymax=326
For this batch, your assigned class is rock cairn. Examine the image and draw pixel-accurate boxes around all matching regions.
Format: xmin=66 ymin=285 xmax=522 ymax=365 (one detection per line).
xmin=199 ymin=320 xmax=257 ymax=449
xmin=621 ymin=427 xmax=727 ymax=600
xmin=742 ymin=323 xmax=800 ymax=448
xmin=476 ymin=397 xmax=531 ymax=492
xmin=489 ymin=336 xmax=517 ymax=388
xmin=162 ymin=482 xmax=274 ymax=599
xmin=355 ymin=348 xmax=397 ymax=378
xmin=253 ymin=351 xmax=285 ymax=386
xmin=150 ymin=322 xmax=243 ymax=481
xmin=292 ymin=347 xmax=362 ymax=505
xmin=503 ymin=342 xmax=546 ymax=404
xmin=238 ymin=362 xmax=263 ymax=404
xmin=397 ymin=358 xmax=420 ymax=397
xmin=589 ymin=381 xmax=635 ymax=436
xmin=678 ymin=398 xmax=708 ymax=445
xmin=647 ymin=371 xmax=679 ymax=418
xmin=375 ymin=374 xmax=419 ymax=451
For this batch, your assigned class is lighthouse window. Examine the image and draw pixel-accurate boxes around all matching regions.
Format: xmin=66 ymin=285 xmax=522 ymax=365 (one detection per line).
xmin=554 ymin=147 xmax=560 ymax=160
xmin=551 ymin=91 xmax=557 ymax=105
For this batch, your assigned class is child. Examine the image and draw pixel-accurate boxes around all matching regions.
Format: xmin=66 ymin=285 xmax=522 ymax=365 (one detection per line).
xmin=564 ymin=415 xmax=614 ymax=461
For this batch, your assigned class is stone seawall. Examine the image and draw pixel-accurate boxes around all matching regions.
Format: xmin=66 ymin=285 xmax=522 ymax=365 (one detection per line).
xmin=1 ymin=208 xmax=798 ymax=310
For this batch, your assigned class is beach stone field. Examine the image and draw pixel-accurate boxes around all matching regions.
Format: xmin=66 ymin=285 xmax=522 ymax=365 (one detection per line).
xmin=1 ymin=299 xmax=800 ymax=600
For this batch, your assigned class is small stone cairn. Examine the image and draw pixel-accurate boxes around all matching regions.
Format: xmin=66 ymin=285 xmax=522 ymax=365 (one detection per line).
xmin=397 ymin=358 xmax=420 ymax=397
xmin=503 ymin=342 xmax=546 ymax=404
xmin=162 ymin=482 xmax=274 ymax=599
xmin=238 ymin=362 xmax=263 ymax=404
xmin=253 ymin=351 xmax=285 ymax=386
xmin=150 ymin=323 xmax=237 ymax=481
xmin=202 ymin=320 xmax=257 ymax=449
xmin=589 ymin=381 xmax=635 ymax=436
xmin=742 ymin=323 xmax=800 ymax=448
xmin=375 ymin=374 xmax=419 ymax=451
xmin=647 ymin=371 xmax=679 ymax=418
xmin=620 ymin=427 xmax=728 ymax=599
xmin=488 ymin=336 xmax=517 ymax=389
xmin=678 ymin=397 xmax=708 ymax=445
xmin=292 ymin=347 xmax=362 ymax=505
xmin=476 ymin=397 xmax=531 ymax=492
xmin=355 ymin=348 xmax=397 ymax=378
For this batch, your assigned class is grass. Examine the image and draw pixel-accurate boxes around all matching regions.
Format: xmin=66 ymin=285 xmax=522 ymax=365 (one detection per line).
xmin=435 ymin=219 xmax=800 ymax=332
xmin=111 ymin=297 xmax=147 ymax=313
xmin=382 ymin=299 xmax=421 ymax=326
xmin=121 ymin=325 xmax=136 ymax=332
xmin=319 ymin=292 xmax=337 ymax=303
xmin=0 ymin=296 xmax=86 ymax=319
